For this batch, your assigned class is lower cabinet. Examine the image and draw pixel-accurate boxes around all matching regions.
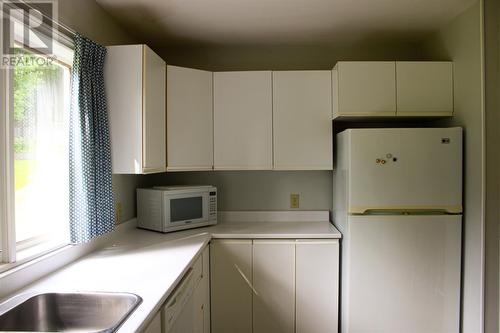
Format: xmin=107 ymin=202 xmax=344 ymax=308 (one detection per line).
xmin=253 ymin=240 xmax=295 ymax=333
xmin=211 ymin=239 xmax=339 ymax=333
xmin=296 ymin=240 xmax=339 ymax=333
xmin=211 ymin=240 xmax=253 ymax=333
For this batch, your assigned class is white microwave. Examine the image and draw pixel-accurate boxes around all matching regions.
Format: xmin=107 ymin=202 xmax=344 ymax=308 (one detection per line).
xmin=137 ymin=186 xmax=217 ymax=233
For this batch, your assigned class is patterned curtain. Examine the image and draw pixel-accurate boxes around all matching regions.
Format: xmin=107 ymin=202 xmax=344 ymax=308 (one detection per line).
xmin=69 ymin=34 xmax=115 ymax=243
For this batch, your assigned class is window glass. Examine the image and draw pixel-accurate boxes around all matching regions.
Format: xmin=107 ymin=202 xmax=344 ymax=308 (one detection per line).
xmin=13 ymin=48 xmax=71 ymax=256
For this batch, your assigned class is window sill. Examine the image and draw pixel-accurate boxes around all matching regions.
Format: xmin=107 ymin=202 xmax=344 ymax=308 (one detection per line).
xmin=0 ymin=219 xmax=137 ymax=300
xmin=0 ymin=243 xmax=72 ymax=274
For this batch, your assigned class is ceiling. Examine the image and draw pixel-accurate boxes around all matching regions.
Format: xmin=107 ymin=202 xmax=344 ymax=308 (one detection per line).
xmin=96 ymin=0 xmax=476 ymax=47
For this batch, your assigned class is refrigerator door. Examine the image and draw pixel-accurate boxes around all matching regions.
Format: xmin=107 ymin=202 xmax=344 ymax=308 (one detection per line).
xmin=341 ymin=215 xmax=461 ymax=333
xmin=345 ymin=128 xmax=462 ymax=214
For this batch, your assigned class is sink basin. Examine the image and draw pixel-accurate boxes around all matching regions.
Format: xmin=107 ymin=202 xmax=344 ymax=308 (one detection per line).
xmin=0 ymin=292 xmax=142 ymax=332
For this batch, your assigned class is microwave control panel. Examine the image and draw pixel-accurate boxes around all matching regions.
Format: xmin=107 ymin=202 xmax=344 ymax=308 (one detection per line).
xmin=209 ymin=190 xmax=217 ymax=222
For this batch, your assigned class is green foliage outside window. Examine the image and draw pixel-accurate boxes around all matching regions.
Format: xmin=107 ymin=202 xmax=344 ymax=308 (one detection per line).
xmin=13 ymin=49 xmax=60 ymax=123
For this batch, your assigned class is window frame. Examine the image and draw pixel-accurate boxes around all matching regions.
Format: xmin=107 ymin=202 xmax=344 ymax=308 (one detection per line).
xmin=0 ymin=19 xmax=74 ymax=268
xmin=0 ymin=58 xmax=16 ymax=264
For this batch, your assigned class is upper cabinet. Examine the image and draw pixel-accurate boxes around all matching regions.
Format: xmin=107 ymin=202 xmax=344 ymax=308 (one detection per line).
xmin=396 ymin=61 xmax=453 ymax=116
xmin=332 ymin=61 xmax=397 ymax=118
xmin=167 ymin=65 xmax=213 ymax=171
xmin=213 ymin=71 xmax=273 ymax=170
xmin=332 ymin=61 xmax=454 ymax=119
xmin=104 ymin=57 xmax=454 ymax=173
xmin=105 ymin=44 xmax=166 ymax=174
xmin=273 ymin=71 xmax=333 ymax=170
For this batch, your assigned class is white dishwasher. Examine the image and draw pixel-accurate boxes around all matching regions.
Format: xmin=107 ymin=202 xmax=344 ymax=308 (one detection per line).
xmin=163 ymin=268 xmax=196 ymax=333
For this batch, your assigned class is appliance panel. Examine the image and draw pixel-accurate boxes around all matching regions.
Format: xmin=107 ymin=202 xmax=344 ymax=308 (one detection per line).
xmin=342 ymin=215 xmax=461 ymax=333
xmin=346 ymin=128 xmax=462 ymax=213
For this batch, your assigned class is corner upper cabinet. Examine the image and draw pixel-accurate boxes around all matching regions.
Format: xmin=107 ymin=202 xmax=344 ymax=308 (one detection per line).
xmin=105 ymin=44 xmax=166 ymax=174
xmin=332 ymin=61 xmax=396 ymax=118
xmin=273 ymin=71 xmax=333 ymax=170
xmin=213 ymin=71 xmax=273 ymax=170
xmin=167 ymin=65 xmax=213 ymax=171
xmin=396 ymin=61 xmax=453 ymax=116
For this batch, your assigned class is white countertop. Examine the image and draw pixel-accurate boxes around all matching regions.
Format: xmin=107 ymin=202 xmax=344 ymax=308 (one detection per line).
xmin=211 ymin=221 xmax=341 ymax=239
xmin=0 ymin=218 xmax=340 ymax=333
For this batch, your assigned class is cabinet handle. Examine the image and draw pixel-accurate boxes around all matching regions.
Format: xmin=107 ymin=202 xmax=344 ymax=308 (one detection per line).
xmin=166 ymin=268 xmax=193 ymax=309
xmin=235 ymin=264 xmax=259 ymax=296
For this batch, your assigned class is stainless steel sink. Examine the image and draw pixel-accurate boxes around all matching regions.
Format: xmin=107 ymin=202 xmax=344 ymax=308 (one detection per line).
xmin=0 ymin=291 xmax=142 ymax=332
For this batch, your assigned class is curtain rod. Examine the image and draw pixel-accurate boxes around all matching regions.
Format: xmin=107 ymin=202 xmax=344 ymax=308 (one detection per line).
xmin=4 ymin=0 xmax=77 ymax=37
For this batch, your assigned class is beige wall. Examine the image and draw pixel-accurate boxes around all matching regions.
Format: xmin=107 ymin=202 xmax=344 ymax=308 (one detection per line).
xmin=484 ymin=0 xmax=500 ymax=331
xmin=424 ymin=2 xmax=485 ymax=332
xmin=149 ymin=39 xmax=426 ymax=213
xmin=58 ymin=0 xmax=135 ymax=45
xmin=158 ymin=40 xmax=425 ymax=71
xmin=143 ymin=171 xmax=332 ymax=211
xmin=58 ymin=0 xmax=142 ymax=223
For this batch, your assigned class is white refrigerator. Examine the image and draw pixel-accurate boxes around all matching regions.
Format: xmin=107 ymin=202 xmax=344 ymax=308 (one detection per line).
xmin=333 ymin=128 xmax=462 ymax=333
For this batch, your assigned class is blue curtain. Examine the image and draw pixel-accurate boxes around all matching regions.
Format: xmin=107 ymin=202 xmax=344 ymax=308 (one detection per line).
xmin=69 ymin=34 xmax=115 ymax=243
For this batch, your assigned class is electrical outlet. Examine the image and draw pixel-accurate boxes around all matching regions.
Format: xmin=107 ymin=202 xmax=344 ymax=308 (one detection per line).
xmin=290 ymin=194 xmax=300 ymax=209
xmin=115 ymin=202 xmax=122 ymax=224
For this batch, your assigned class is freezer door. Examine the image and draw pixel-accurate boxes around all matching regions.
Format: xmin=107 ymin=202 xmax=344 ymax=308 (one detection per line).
xmin=345 ymin=128 xmax=462 ymax=213
xmin=341 ymin=215 xmax=461 ymax=333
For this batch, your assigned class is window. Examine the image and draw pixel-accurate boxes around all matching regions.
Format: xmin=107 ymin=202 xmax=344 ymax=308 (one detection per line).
xmin=0 ymin=33 xmax=74 ymax=266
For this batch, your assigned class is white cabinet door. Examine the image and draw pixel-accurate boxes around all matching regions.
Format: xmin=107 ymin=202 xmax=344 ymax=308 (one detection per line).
xmin=273 ymin=71 xmax=333 ymax=170
xmin=333 ymin=61 xmax=396 ymax=118
xmin=143 ymin=45 xmax=166 ymax=173
xmin=167 ymin=65 xmax=213 ymax=171
xmin=213 ymin=71 xmax=273 ymax=170
xmin=296 ymin=240 xmax=339 ymax=333
xmin=396 ymin=61 xmax=453 ymax=116
xmin=142 ymin=311 xmax=161 ymax=333
xmin=253 ymin=240 xmax=295 ymax=333
xmin=211 ymin=240 xmax=253 ymax=333
xmin=106 ymin=45 xmax=166 ymax=174
xmin=106 ymin=45 xmax=143 ymax=174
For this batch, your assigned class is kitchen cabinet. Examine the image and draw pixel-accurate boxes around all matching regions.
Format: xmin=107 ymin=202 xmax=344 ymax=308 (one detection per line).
xmin=396 ymin=61 xmax=453 ymax=116
xmin=211 ymin=239 xmax=339 ymax=333
xmin=167 ymin=65 xmax=213 ymax=171
xmin=253 ymin=240 xmax=295 ymax=333
xmin=142 ymin=311 xmax=161 ymax=333
xmin=332 ymin=61 xmax=454 ymax=119
xmin=213 ymin=71 xmax=273 ymax=170
xmin=105 ymin=44 xmax=166 ymax=174
xmin=210 ymin=239 xmax=253 ymax=333
xmin=296 ymin=240 xmax=339 ymax=333
xmin=272 ymin=71 xmax=333 ymax=170
xmin=332 ymin=61 xmax=396 ymax=118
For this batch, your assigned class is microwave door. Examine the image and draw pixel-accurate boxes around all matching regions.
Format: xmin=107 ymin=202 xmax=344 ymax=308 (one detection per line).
xmin=163 ymin=192 xmax=209 ymax=230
